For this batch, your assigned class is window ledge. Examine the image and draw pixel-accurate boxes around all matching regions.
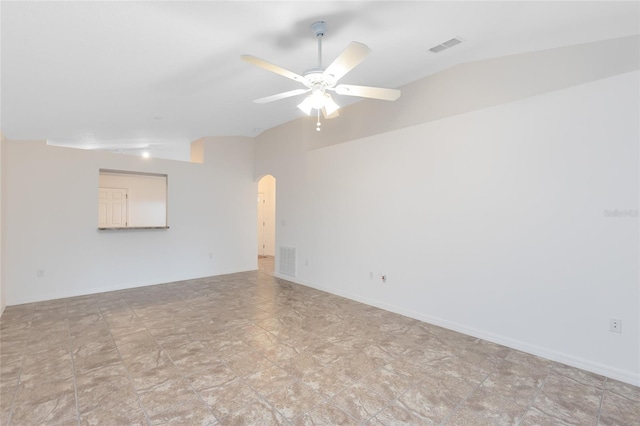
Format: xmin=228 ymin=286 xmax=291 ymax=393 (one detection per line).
xmin=98 ymin=226 xmax=170 ymax=231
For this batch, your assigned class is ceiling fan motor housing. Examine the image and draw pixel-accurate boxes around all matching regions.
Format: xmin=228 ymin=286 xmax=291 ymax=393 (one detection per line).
xmin=304 ymin=71 xmax=336 ymax=89
xmin=311 ymin=21 xmax=326 ymax=37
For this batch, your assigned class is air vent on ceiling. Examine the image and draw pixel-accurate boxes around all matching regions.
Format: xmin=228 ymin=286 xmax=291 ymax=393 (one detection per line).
xmin=429 ymin=37 xmax=462 ymax=53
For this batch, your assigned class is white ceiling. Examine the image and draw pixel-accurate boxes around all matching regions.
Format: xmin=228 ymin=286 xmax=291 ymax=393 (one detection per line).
xmin=1 ymin=1 xmax=638 ymax=158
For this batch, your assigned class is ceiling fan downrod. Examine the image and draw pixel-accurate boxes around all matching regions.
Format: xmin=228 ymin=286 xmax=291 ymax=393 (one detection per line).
xmin=311 ymin=21 xmax=326 ymax=69
xmin=311 ymin=21 xmax=328 ymax=132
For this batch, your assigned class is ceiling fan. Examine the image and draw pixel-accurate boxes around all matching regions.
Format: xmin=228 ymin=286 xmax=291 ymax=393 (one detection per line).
xmin=242 ymin=21 xmax=401 ymax=131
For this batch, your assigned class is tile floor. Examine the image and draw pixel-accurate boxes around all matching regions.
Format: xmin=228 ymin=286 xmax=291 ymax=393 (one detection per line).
xmin=1 ymin=257 xmax=638 ymax=425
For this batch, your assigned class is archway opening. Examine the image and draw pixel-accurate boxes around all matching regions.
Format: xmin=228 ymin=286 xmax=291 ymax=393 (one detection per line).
xmin=257 ymin=175 xmax=276 ymax=274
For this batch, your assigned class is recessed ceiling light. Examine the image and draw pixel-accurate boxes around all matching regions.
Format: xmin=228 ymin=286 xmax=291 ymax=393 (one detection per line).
xmin=142 ymin=151 xmax=150 ymax=158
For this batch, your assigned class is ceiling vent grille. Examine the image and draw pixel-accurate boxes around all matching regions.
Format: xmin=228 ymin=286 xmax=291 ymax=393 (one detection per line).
xmin=429 ymin=37 xmax=462 ymax=53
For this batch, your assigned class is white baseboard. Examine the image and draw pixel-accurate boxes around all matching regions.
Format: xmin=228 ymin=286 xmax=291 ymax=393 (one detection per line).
xmin=8 ymin=280 xmax=163 ymax=306
xmin=7 ymin=265 xmax=258 ymax=306
xmin=275 ymin=273 xmax=640 ymax=387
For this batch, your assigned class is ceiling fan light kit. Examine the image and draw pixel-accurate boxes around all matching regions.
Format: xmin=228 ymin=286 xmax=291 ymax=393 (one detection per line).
xmin=242 ymin=21 xmax=401 ymax=131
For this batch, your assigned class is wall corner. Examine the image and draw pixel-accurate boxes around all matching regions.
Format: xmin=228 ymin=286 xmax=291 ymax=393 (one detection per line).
xmin=0 ymin=132 xmax=6 ymax=316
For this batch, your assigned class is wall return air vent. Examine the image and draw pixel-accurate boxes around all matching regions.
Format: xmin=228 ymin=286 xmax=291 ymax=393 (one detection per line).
xmin=279 ymin=246 xmax=297 ymax=277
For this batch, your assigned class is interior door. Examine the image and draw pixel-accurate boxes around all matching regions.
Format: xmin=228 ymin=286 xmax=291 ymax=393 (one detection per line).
xmin=99 ymin=187 xmax=128 ymax=228
xmin=257 ymin=192 xmax=266 ymax=256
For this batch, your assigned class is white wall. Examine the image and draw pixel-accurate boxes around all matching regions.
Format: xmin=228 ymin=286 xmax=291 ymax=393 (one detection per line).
xmin=0 ymin=133 xmax=5 ymax=316
xmin=4 ymin=136 xmax=257 ymax=304
xmin=255 ymin=38 xmax=639 ymax=385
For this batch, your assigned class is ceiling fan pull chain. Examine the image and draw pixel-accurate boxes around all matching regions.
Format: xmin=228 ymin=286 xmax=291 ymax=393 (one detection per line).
xmin=316 ymin=110 xmax=322 ymax=132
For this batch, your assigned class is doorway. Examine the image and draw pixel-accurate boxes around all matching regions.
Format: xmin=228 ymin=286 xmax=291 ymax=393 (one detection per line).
xmin=98 ymin=187 xmax=128 ymax=228
xmin=257 ymin=175 xmax=276 ymax=271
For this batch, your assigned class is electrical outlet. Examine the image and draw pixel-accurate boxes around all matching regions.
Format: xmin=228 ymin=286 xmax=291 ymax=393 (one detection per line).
xmin=609 ymin=318 xmax=622 ymax=333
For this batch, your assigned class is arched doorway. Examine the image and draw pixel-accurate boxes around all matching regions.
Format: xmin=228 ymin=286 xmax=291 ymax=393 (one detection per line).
xmin=257 ymin=175 xmax=276 ymax=272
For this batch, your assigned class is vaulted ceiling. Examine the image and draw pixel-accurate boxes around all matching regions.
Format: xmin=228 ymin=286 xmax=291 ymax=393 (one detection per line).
xmin=2 ymin=1 xmax=638 ymax=159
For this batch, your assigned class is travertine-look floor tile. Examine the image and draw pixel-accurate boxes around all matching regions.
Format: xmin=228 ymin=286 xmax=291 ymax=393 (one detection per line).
xmin=446 ymin=387 xmax=528 ymax=425
xmin=1 ymin=256 xmax=638 ymax=425
xmin=197 ymin=377 xmax=257 ymax=420
xmin=262 ymin=380 xmax=323 ymax=420
xmin=81 ymin=407 xmax=148 ymax=426
xmin=219 ymin=397 xmax=286 ymax=425
xmin=519 ymin=406 xmax=573 ymax=425
xmin=225 ymin=350 xmax=273 ymax=378
xmin=605 ymin=378 xmax=640 ymax=402
xmin=187 ymin=363 xmax=238 ymax=392
xmin=73 ymin=346 xmax=122 ymax=375
xmin=396 ymin=371 xmax=476 ymax=424
xmin=330 ymin=382 xmax=392 ymax=422
xmin=13 ymin=377 xmax=75 ymax=409
xmin=298 ymin=363 xmax=354 ymax=399
xmin=137 ymin=378 xmax=215 ymax=424
xmin=291 ymin=401 xmax=358 ymax=426
xmin=124 ymin=350 xmax=183 ymax=393
xmin=598 ymin=390 xmax=640 ymax=426
xmin=368 ymin=401 xmax=435 ymax=425
xmin=479 ymin=359 xmax=545 ymax=406
xmin=76 ymin=365 xmax=143 ymax=421
xmin=530 ymin=373 xmax=602 ymax=425
xmin=10 ymin=387 xmax=77 ymax=425
xmin=358 ymin=363 xmax=414 ymax=401
xmin=552 ymin=362 xmax=606 ymax=389
xmin=244 ymin=363 xmax=296 ymax=398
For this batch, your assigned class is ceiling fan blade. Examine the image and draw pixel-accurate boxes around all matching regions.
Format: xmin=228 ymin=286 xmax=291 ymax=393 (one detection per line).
xmin=253 ymin=89 xmax=309 ymax=104
xmin=241 ymin=55 xmax=307 ymax=84
xmin=334 ymin=84 xmax=401 ymax=101
xmin=324 ymin=42 xmax=371 ymax=81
